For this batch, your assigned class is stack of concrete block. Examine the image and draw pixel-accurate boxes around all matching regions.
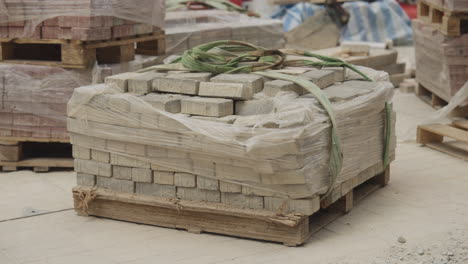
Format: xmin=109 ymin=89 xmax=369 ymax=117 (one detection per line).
xmin=68 ymin=63 xmax=396 ymax=215
xmin=164 ymin=10 xmax=285 ymax=54
xmin=413 ymin=19 xmax=468 ymax=105
xmin=0 ymin=0 xmax=164 ymax=40
xmin=0 ymin=55 xmax=161 ymax=140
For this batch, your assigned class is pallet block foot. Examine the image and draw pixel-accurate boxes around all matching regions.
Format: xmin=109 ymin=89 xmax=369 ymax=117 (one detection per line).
xmin=2 ymin=166 xmax=18 ymax=172
xmin=33 ymin=166 xmax=50 ymax=172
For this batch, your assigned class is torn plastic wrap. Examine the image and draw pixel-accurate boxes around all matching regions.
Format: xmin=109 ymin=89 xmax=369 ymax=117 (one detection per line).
xmin=165 ymin=10 xmax=285 ymax=54
xmin=0 ymin=0 xmax=165 ymax=39
xmin=0 ymin=55 xmax=161 ymax=140
xmin=67 ymin=65 xmax=396 ymax=214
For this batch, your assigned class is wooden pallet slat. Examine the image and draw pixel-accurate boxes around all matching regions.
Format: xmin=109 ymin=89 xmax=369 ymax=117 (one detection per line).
xmin=73 ymin=166 xmax=390 ymax=246
xmin=0 ymin=31 xmax=165 ymax=69
xmin=417 ymin=122 xmax=468 ymax=160
xmin=417 ymin=0 xmax=468 ymax=36
xmin=414 ymin=83 xmax=468 ymax=115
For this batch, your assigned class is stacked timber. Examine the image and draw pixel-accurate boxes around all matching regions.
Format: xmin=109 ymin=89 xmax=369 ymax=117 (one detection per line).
xmin=68 ymin=62 xmax=396 ymax=220
xmin=0 ymin=0 xmax=165 ymax=170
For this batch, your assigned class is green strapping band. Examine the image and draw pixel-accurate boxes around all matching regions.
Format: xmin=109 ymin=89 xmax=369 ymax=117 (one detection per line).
xmin=174 ymin=40 xmax=379 ymax=198
xmin=383 ymin=102 xmax=393 ymax=168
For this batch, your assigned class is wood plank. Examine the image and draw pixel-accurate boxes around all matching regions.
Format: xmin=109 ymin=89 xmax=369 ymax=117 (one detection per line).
xmin=0 ymin=136 xmax=70 ymax=143
xmin=453 ymin=120 xmax=468 ymax=131
xmin=418 ymin=124 xmax=468 ymax=143
xmin=84 ymin=32 xmax=164 ymax=49
xmin=0 ymin=157 xmax=74 ymax=168
xmin=425 ymin=141 xmax=468 ymax=161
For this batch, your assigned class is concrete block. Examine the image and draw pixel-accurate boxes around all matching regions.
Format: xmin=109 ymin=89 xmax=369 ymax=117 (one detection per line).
xmin=105 ymin=72 xmax=143 ymax=92
xmin=167 ymin=72 xmax=213 ymax=82
xmin=146 ymin=146 xmax=168 ymax=158
xmin=72 ymin=146 xmax=91 ymax=160
xmin=210 ymin=74 xmax=264 ymax=93
xmin=113 ymin=166 xmax=132 ymax=180
xmin=132 ymin=168 xmax=153 ymax=182
xmin=181 ymin=97 xmax=233 ymax=117
xmin=264 ymin=197 xmax=320 ymax=215
xmin=154 ymin=171 xmax=175 ymax=185
xmin=74 ymin=159 xmax=112 ymax=177
xmin=323 ymin=67 xmax=346 ymax=82
xmin=235 ymin=99 xmax=274 ymax=116
xmin=191 ymin=115 xmax=238 ymax=124
xmin=221 ymin=193 xmax=264 ymax=209
xmin=193 ymin=159 xmax=215 ymax=177
xmin=106 ymin=140 xmax=126 ymax=152
xmin=198 ymin=82 xmax=253 ymax=100
xmin=174 ymin=172 xmax=196 ymax=187
xmin=97 ymin=176 xmax=135 ymax=193
xmin=106 ymin=95 xmax=131 ymax=112
xmin=216 ymin=164 xmax=261 ymax=182
xmin=110 ymin=153 xmax=150 ymax=168
xmin=197 ymin=176 xmax=219 ymax=190
xmin=128 ymin=72 xmax=165 ymax=94
xmin=153 ymin=77 xmax=199 ymax=95
xmin=264 ymin=80 xmax=303 ymax=96
xmin=140 ymin=93 xmax=185 ymax=113
xmin=125 ymin=142 xmax=146 ymax=156
xmin=91 ymin=149 xmax=110 ymax=163
xmin=177 ymin=187 xmax=221 ymax=202
xmin=219 ymin=181 xmax=242 ymax=193
xmin=135 ymin=182 xmax=176 ymax=197
xmin=76 ymin=173 xmax=96 ymax=187
xmin=299 ymin=69 xmax=335 ymax=89
xmin=70 ymin=134 xmax=106 ymax=149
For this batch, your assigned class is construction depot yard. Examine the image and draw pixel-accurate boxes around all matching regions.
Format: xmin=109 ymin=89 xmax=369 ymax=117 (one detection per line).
xmin=1 ymin=90 xmax=467 ymax=264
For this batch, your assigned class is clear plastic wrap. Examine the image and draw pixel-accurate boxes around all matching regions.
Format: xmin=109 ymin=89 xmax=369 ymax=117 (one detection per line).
xmin=0 ymin=55 xmax=161 ymax=139
xmin=164 ymin=10 xmax=285 ymax=54
xmin=67 ymin=65 xmax=396 ymax=214
xmin=0 ymin=0 xmax=165 ymax=39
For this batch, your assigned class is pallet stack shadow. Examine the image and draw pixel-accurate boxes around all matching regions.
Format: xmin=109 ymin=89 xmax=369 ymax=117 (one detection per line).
xmin=0 ymin=0 xmax=165 ymax=172
xmin=69 ymin=62 xmax=396 ymax=245
xmin=413 ymin=0 xmax=468 ymax=112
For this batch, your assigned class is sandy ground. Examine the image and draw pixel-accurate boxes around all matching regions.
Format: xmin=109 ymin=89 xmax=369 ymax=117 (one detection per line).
xmin=0 ymin=90 xmax=467 ymax=264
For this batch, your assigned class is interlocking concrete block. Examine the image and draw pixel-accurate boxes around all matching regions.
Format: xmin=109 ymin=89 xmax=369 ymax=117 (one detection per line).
xmin=181 ymin=97 xmax=233 ymax=117
xmin=140 ymin=93 xmax=185 ymax=113
xmin=197 ymin=176 xmax=219 ymax=190
xmin=264 ymin=80 xmax=303 ymax=96
xmin=323 ymin=67 xmax=346 ymax=82
xmin=191 ymin=115 xmax=238 ymax=124
xmin=135 ymin=182 xmax=176 ymax=197
xmin=128 ymin=72 xmax=165 ymax=94
xmin=299 ymin=69 xmax=335 ymax=89
xmin=158 ymin=114 xmax=190 ymax=131
xmin=154 ymin=171 xmax=175 ymax=185
xmin=146 ymin=146 xmax=168 ymax=158
xmin=113 ymin=165 xmax=132 ymax=180
xmin=167 ymin=72 xmax=213 ymax=82
xmin=106 ymin=95 xmax=132 ymax=112
xmin=132 ymin=168 xmax=153 ymax=182
xmin=221 ymin=193 xmax=264 ymax=209
xmin=210 ymin=74 xmax=264 ymax=93
xmin=96 ymin=176 xmax=135 ymax=193
xmin=110 ymin=153 xmax=150 ymax=168
xmin=216 ymin=164 xmax=261 ymax=182
xmin=106 ymin=140 xmax=126 ymax=152
xmin=177 ymin=187 xmax=221 ymax=202
xmin=174 ymin=172 xmax=196 ymax=187
xmin=72 ymin=146 xmax=91 ymax=160
xmin=70 ymin=133 xmax=106 ymax=149
xmin=125 ymin=142 xmax=146 ymax=156
xmin=192 ymin=159 xmax=215 ymax=177
xmin=91 ymin=149 xmax=110 ymax=163
xmin=153 ymin=77 xmax=200 ymax=95
xmin=241 ymin=186 xmax=276 ymax=197
xmin=198 ymin=82 xmax=253 ymax=100
xmin=76 ymin=173 xmax=96 ymax=187
xmin=219 ymin=181 xmax=242 ymax=193
xmin=74 ymin=159 xmax=112 ymax=177
xmin=263 ymin=197 xmax=320 ymax=215
xmin=105 ymin=72 xmax=143 ymax=92
xmin=235 ymin=99 xmax=274 ymax=116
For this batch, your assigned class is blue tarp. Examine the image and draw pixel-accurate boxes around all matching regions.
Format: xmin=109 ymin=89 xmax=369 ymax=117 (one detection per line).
xmin=272 ymin=0 xmax=413 ymax=45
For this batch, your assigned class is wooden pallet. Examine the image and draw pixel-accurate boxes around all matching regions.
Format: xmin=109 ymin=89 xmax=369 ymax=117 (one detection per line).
xmin=418 ymin=0 xmax=468 ymax=36
xmin=0 ymin=139 xmax=73 ymax=172
xmin=73 ymin=166 xmax=390 ymax=246
xmin=0 ymin=30 xmax=165 ymax=69
xmin=414 ymin=83 xmax=468 ymax=115
xmin=417 ymin=121 xmax=468 ymax=161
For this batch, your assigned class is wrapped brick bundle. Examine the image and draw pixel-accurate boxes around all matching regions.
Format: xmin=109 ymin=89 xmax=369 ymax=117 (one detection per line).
xmin=165 ymin=10 xmax=285 ymax=54
xmin=0 ymin=55 xmax=161 ymax=140
xmin=67 ymin=63 xmax=396 ymax=215
xmin=413 ymin=19 xmax=468 ymax=105
xmin=0 ymin=0 xmax=165 ymax=40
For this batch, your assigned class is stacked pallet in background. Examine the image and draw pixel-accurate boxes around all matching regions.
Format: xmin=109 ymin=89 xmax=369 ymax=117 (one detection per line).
xmin=0 ymin=0 xmax=165 ymax=171
xmin=165 ymin=10 xmax=285 ymax=54
xmin=312 ymin=44 xmax=411 ymax=88
xmin=413 ymin=18 xmax=468 ymax=112
xmin=69 ymin=62 xmax=396 ymax=245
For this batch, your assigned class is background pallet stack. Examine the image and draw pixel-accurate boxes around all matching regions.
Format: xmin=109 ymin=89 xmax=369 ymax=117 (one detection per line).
xmin=413 ymin=0 xmax=468 ymax=112
xmin=0 ymin=0 xmax=166 ymax=172
xmin=69 ymin=59 xmax=396 ymax=245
